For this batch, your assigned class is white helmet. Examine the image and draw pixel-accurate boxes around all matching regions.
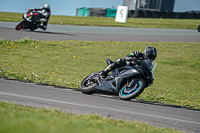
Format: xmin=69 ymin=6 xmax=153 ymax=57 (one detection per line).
xmin=44 ymin=4 xmax=50 ymax=9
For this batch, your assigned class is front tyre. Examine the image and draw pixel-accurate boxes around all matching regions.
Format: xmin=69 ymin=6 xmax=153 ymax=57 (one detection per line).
xmin=15 ymin=20 xmax=26 ymax=30
xmin=80 ymin=72 xmax=101 ymax=94
xmin=198 ymin=24 xmax=200 ymax=32
xmin=119 ymin=79 xmax=146 ymax=100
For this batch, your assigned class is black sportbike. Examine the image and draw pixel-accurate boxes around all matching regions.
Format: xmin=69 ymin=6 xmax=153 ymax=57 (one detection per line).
xmin=15 ymin=10 xmax=41 ymax=31
xmin=80 ymin=58 xmax=156 ymax=100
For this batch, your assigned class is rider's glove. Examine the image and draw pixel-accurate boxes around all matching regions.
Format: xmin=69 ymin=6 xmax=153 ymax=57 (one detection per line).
xmin=129 ymin=51 xmax=140 ymax=57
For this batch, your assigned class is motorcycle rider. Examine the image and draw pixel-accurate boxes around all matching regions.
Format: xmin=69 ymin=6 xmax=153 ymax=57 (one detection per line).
xmin=28 ymin=4 xmax=51 ymax=30
xmin=101 ymin=46 xmax=157 ymax=78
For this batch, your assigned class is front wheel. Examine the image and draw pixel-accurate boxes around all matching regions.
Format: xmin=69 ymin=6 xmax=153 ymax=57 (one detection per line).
xmin=80 ymin=72 xmax=101 ymax=94
xmin=198 ymin=24 xmax=200 ymax=32
xmin=119 ymin=78 xmax=146 ymax=100
xmin=15 ymin=20 xmax=26 ymax=30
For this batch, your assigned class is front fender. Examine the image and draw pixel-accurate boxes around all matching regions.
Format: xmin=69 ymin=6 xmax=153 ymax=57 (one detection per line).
xmin=115 ymin=68 xmax=141 ymax=92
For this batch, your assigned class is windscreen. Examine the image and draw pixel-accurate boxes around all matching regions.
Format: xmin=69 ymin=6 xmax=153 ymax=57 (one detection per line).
xmin=143 ymin=59 xmax=156 ymax=73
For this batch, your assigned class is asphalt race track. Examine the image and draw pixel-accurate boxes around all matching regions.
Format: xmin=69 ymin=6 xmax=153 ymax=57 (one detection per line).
xmin=0 ymin=78 xmax=200 ymax=132
xmin=0 ymin=21 xmax=200 ymax=132
xmin=0 ymin=21 xmax=200 ymax=42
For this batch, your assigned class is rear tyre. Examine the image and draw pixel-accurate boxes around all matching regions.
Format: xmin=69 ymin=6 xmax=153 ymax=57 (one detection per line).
xmin=15 ymin=20 xmax=26 ymax=30
xmin=119 ymin=78 xmax=146 ymax=100
xmin=80 ymin=72 xmax=101 ymax=94
xmin=198 ymin=24 xmax=200 ymax=32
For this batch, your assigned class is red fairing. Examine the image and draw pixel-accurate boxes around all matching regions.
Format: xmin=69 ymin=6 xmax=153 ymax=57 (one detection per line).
xmin=27 ymin=13 xmax=31 ymax=17
xmin=33 ymin=12 xmax=38 ymax=16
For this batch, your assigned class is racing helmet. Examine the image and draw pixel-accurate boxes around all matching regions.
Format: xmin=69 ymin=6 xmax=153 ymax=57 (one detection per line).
xmin=143 ymin=46 xmax=157 ymax=60
xmin=43 ymin=4 xmax=50 ymax=9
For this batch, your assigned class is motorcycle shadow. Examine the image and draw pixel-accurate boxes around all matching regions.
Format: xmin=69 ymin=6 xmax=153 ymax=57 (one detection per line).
xmin=94 ymin=93 xmax=188 ymax=110
xmin=23 ymin=30 xmax=76 ymax=36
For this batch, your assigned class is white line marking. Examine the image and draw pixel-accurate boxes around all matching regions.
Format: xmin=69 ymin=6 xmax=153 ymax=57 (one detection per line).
xmin=0 ymin=91 xmax=199 ymax=125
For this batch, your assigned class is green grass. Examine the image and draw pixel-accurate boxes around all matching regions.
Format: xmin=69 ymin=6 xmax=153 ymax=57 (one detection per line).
xmin=0 ymin=39 xmax=199 ymax=109
xmin=0 ymin=102 xmax=185 ymax=133
xmin=0 ymin=12 xmax=199 ymax=29
xmin=0 ymin=12 xmax=198 ymax=133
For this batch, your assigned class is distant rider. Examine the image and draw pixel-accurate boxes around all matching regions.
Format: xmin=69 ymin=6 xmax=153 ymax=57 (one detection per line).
xmin=101 ymin=46 xmax=157 ymax=78
xmin=28 ymin=4 xmax=51 ymax=30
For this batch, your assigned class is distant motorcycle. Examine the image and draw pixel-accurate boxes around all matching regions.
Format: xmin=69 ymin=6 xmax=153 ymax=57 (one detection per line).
xmin=15 ymin=10 xmax=41 ymax=31
xmin=80 ymin=58 xmax=156 ymax=100
xmin=198 ymin=24 xmax=200 ymax=32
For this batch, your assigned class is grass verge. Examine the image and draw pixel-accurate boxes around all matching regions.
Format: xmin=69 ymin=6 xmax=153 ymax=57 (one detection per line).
xmin=0 ymin=12 xmax=199 ymax=29
xmin=0 ymin=101 xmax=185 ymax=133
xmin=0 ymin=39 xmax=199 ymax=109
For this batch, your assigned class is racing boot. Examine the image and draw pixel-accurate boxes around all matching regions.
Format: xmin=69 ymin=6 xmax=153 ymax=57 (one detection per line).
xmin=101 ymin=63 xmax=115 ymax=78
xmin=39 ymin=25 xmax=47 ymax=30
xmin=101 ymin=69 xmax=109 ymax=78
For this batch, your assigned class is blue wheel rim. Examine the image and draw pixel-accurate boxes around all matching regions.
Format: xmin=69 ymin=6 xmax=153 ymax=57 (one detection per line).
xmin=120 ymin=81 xmax=141 ymax=96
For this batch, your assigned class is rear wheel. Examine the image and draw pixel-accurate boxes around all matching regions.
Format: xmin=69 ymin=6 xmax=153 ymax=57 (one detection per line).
xmin=80 ymin=72 xmax=101 ymax=94
xmin=198 ymin=24 xmax=200 ymax=32
xmin=15 ymin=20 xmax=26 ymax=30
xmin=119 ymin=78 xmax=146 ymax=100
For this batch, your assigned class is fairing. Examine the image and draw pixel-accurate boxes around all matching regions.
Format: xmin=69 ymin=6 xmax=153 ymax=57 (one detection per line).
xmin=94 ymin=66 xmax=141 ymax=94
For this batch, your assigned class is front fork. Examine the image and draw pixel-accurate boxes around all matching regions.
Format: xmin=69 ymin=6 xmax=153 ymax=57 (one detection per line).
xmin=126 ymin=79 xmax=136 ymax=88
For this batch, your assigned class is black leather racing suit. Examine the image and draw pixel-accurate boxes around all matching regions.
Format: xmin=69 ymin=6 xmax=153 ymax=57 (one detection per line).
xmin=101 ymin=51 xmax=144 ymax=77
